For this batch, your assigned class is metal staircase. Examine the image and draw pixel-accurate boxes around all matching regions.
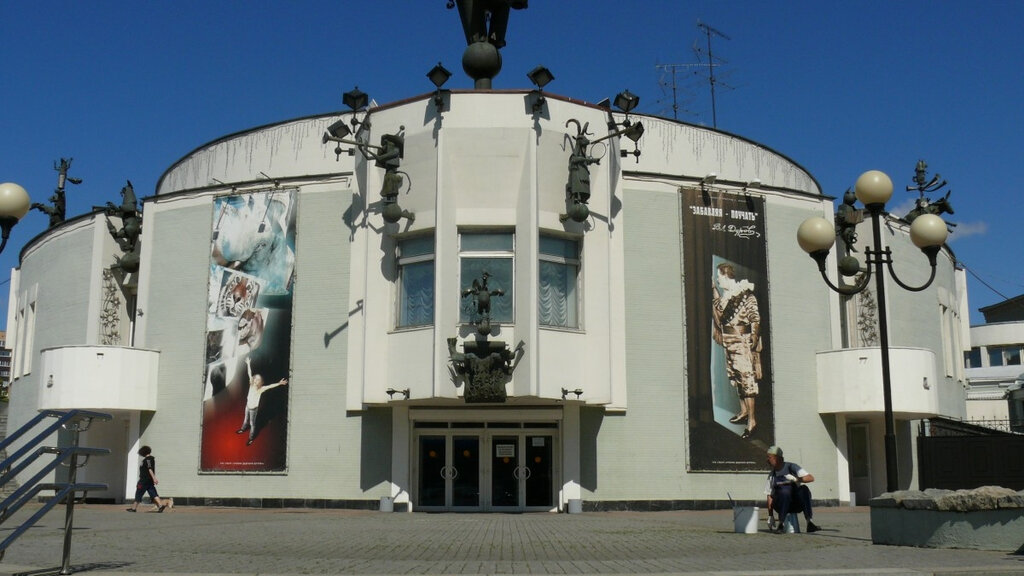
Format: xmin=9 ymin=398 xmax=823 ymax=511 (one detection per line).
xmin=0 ymin=409 xmax=112 ymax=574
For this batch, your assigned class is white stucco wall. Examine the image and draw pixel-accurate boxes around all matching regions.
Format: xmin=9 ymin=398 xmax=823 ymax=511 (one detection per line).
xmin=5 ymin=91 xmax=968 ymax=507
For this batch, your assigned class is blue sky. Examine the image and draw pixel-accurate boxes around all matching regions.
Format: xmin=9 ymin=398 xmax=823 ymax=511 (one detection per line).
xmin=2 ymin=1 xmax=1022 ymax=327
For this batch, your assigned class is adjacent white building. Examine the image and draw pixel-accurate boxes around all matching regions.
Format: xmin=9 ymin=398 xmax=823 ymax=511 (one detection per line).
xmin=964 ymin=295 xmax=1024 ymax=429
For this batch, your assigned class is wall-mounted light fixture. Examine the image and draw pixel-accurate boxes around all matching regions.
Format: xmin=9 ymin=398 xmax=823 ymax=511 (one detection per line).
xmin=386 ymin=388 xmax=410 ymax=399
xmin=343 ymin=86 xmax=369 ymax=113
xmin=699 ymin=173 xmax=718 ymax=203
xmin=210 ymin=178 xmax=238 ymax=193
xmin=561 ymin=388 xmax=583 ymax=400
xmin=427 ymin=62 xmax=452 ymax=113
xmin=527 ymin=65 xmax=554 ymax=113
xmin=607 ymin=90 xmax=644 ymax=162
xmin=613 ymin=89 xmax=639 ymax=115
xmin=258 ymin=171 xmax=279 ymax=188
xmin=323 ymin=87 xmax=373 ymax=160
xmin=324 ymin=119 xmax=356 ymax=159
xmin=0 ymin=182 xmax=31 ymax=255
xmin=323 ymin=123 xmax=415 ymax=224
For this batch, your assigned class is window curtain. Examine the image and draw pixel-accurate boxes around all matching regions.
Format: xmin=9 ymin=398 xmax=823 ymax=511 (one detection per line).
xmin=539 ymin=261 xmax=575 ymax=327
xmin=400 ymin=261 xmax=434 ymax=326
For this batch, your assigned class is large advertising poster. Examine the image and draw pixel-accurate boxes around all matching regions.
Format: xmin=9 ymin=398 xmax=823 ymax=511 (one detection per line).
xmin=682 ymin=188 xmax=774 ymax=471
xmin=200 ymin=188 xmax=296 ymax=472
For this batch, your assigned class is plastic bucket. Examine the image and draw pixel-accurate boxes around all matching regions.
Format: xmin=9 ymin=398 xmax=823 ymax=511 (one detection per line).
xmin=783 ymin=512 xmax=801 ymax=533
xmin=567 ymin=499 xmax=583 ymax=514
xmin=733 ymin=506 xmax=758 ymax=533
xmin=379 ymin=496 xmax=394 ymax=512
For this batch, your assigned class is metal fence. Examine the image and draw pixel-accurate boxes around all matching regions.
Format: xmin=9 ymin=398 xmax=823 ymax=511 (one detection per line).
xmin=918 ymin=417 xmax=1024 ymax=490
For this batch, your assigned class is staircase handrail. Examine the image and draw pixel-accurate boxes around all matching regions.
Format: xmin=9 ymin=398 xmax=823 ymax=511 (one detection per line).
xmin=1 ymin=446 xmax=110 ymax=522
xmin=0 ymin=410 xmax=112 ymax=476
xmin=0 ymin=408 xmax=112 ymax=573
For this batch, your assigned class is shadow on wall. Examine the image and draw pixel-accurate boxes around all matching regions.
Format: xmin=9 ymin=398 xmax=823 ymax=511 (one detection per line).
xmin=580 ymin=406 xmax=604 ymax=491
xmin=360 ymin=407 xmax=392 ymax=491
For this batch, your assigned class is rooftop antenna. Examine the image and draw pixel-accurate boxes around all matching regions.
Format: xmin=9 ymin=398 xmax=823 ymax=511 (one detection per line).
xmin=696 ymin=20 xmax=732 ymax=128
xmin=655 ymin=63 xmax=704 ymax=121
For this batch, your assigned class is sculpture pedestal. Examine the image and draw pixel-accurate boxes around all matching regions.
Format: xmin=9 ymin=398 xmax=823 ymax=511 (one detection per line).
xmin=459 ymin=340 xmax=512 ymax=403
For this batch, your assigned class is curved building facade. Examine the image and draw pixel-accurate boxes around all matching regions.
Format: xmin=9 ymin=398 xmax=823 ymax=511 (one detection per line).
xmin=5 ymin=89 xmax=968 ymax=511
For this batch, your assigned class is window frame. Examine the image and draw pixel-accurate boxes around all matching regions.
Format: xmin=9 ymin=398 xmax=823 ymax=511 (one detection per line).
xmin=538 ymin=234 xmax=581 ymax=329
xmin=458 ymin=230 xmax=515 ymax=326
xmin=395 ymin=235 xmax=436 ymax=329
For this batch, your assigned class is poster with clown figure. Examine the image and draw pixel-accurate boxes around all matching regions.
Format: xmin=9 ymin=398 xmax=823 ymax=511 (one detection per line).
xmin=682 ymin=187 xmax=775 ymax=472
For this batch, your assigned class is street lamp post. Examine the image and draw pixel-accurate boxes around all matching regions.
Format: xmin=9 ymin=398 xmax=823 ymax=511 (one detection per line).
xmin=0 ymin=182 xmax=31 ymax=255
xmin=796 ymin=169 xmax=949 ymax=493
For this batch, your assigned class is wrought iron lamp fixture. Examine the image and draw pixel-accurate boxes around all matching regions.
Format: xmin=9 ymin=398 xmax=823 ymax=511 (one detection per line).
xmin=606 ymin=90 xmax=644 ymax=162
xmin=527 ymin=65 xmax=554 ymax=113
xmin=386 ymin=388 xmax=410 ymax=399
xmin=323 ymin=89 xmax=414 ymax=224
xmin=323 ymin=87 xmax=372 ymax=160
xmin=427 ymin=62 xmax=452 ymax=113
xmin=0 ymin=182 xmax=31 ymax=255
xmin=561 ymin=388 xmax=583 ymax=400
xmin=796 ymin=167 xmax=950 ymax=493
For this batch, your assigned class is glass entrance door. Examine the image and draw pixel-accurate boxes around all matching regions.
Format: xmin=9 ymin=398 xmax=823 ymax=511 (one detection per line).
xmin=491 ymin=433 xmax=555 ymax=511
xmin=524 ymin=434 xmax=554 ymax=509
xmin=490 ymin=435 xmax=520 ymax=507
xmin=417 ymin=434 xmax=481 ymax=510
xmin=415 ymin=427 xmax=557 ymax=511
xmin=451 ymin=435 xmax=481 ymax=508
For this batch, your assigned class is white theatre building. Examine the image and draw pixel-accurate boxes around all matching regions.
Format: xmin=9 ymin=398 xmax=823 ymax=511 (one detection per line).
xmin=4 ymin=9 xmax=969 ymax=512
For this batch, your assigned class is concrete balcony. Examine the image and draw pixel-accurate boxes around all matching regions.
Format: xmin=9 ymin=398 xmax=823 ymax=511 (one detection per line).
xmin=816 ymin=347 xmax=939 ymax=419
xmin=37 ymin=345 xmax=159 ymax=412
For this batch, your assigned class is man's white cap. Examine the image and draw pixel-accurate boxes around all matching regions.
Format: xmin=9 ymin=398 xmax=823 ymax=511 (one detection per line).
xmin=766 ymin=445 xmax=783 ymax=458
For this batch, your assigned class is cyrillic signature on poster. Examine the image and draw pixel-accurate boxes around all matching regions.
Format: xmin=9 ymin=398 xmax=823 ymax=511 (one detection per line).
xmin=712 ymin=223 xmax=761 ymax=239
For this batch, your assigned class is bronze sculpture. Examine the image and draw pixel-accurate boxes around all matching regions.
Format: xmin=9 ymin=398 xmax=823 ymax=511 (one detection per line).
xmin=96 ymin=180 xmax=142 ymax=274
xmin=32 ymin=158 xmax=80 ymax=228
xmin=462 ymin=271 xmax=504 ymax=336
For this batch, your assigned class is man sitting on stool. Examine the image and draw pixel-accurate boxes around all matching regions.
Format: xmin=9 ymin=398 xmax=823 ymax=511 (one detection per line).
xmin=765 ymin=445 xmax=821 ymax=533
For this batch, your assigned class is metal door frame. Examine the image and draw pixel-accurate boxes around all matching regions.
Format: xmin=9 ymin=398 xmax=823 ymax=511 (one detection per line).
xmin=410 ymin=413 xmax=560 ymax=512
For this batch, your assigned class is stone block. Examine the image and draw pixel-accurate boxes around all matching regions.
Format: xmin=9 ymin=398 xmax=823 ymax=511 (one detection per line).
xmin=870 ymin=486 xmax=1024 ymax=551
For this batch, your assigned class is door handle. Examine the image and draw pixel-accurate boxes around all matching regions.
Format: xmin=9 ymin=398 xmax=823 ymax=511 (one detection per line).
xmin=440 ymin=465 xmax=450 ymax=480
xmin=512 ymin=466 xmax=521 ymax=480
xmin=449 ymin=466 xmax=459 ymax=480
xmin=522 ymin=466 xmax=532 ymax=480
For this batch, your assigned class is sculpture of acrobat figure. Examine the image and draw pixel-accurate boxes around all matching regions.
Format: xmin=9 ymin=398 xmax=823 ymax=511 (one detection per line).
xmin=97 ymin=180 xmax=142 ymax=274
xmin=32 ymin=157 xmax=81 ymax=228
xmin=834 ymin=189 xmax=861 ymax=253
xmin=462 ymin=271 xmax=504 ymax=336
xmin=904 ymin=160 xmax=955 ymax=224
xmin=371 ymin=133 xmax=414 ymax=223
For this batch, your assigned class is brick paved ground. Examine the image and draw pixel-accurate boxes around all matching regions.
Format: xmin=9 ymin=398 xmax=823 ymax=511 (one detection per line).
xmin=1 ymin=504 xmax=1023 ymax=575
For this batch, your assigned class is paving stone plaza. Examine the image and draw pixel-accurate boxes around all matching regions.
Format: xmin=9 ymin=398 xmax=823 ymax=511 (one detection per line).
xmin=2 ymin=504 xmax=1023 ymax=575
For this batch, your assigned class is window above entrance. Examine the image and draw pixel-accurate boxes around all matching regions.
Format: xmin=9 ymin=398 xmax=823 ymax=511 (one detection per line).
xmin=459 ymin=231 xmax=514 ymax=324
